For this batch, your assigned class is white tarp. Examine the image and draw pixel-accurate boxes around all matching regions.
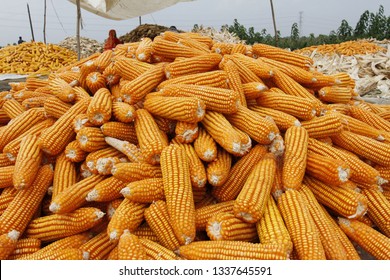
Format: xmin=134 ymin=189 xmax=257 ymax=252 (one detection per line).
xmin=67 ymin=0 xmax=194 ymax=20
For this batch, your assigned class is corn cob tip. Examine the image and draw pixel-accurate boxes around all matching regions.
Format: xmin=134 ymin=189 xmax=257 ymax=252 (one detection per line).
xmin=377 ymin=135 xmax=385 ymax=141
xmin=337 ymin=167 xmax=350 ymax=183
xmin=94 ymin=210 xmax=105 ymax=221
xmin=377 ymin=176 xmax=388 ymax=186
xmin=197 ymin=100 xmax=205 ymax=119
xmin=47 ymin=186 xmax=53 ymax=196
xmin=82 ymin=251 xmax=90 ymax=260
xmin=207 ymin=221 xmax=222 ymax=240
xmin=6 ymin=153 xmax=16 ymax=162
xmin=120 ymin=187 xmax=130 ymax=196
xmin=203 ymin=149 xmax=216 ymax=161
xmin=183 ymin=235 xmax=193 ymax=245
xmin=348 ymin=201 xmax=367 ymax=219
xmin=49 ymin=202 xmax=60 ymax=213
xmin=209 ymin=175 xmax=221 ymax=186
xmin=294 ymin=120 xmax=301 ymax=127
xmin=109 ymin=230 xmax=119 ymax=241
xmin=86 ymin=189 xmax=99 ymax=202
xmin=337 ymin=217 xmax=350 ymax=227
xmin=236 ymin=212 xmax=254 ymax=223
xmin=8 ymin=230 xmax=20 ymax=241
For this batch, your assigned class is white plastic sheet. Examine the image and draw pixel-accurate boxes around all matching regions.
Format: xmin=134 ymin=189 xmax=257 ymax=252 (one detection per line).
xmin=67 ymin=0 xmax=194 ymax=20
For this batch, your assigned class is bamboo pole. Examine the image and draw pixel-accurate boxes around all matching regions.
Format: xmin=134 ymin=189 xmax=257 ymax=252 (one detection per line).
xmin=76 ymin=0 xmax=81 ymax=60
xmin=27 ymin=3 xmax=35 ymax=41
xmin=269 ymin=0 xmax=278 ymax=46
xmin=43 ymin=0 xmax=47 ymax=44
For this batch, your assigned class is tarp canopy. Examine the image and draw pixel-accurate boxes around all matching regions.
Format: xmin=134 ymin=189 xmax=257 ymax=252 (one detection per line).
xmin=67 ymin=0 xmax=194 ymax=20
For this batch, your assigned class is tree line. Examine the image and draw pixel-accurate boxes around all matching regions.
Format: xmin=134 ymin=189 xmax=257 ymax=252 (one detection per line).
xmin=194 ymin=5 xmax=389 ymax=50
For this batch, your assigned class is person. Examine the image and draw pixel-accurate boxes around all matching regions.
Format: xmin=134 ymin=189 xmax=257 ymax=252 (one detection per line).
xmin=18 ymin=36 xmax=25 ymax=44
xmin=169 ymin=26 xmax=178 ymax=33
xmin=103 ymin=29 xmax=123 ymax=51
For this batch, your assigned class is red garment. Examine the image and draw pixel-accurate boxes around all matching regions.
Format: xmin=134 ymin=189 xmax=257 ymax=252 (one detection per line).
xmin=104 ymin=29 xmax=122 ymax=51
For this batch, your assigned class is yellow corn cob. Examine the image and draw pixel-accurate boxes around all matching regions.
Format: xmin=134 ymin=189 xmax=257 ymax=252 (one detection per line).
xmin=101 ymin=121 xmax=138 ymax=144
xmin=308 ymin=138 xmax=383 ymax=186
xmin=120 ymin=178 xmax=164 ymax=203
xmin=0 ymin=165 xmax=14 ymax=189
xmin=340 ymin=114 xmax=386 ymax=141
xmin=39 ymin=99 xmax=90 ymax=155
xmin=132 ymin=223 xmax=158 ymax=242
xmin=158 ymin=70 xmax=228 ymax=90
xmin=139 ymin=238 xmax=179 ymax=260
xmin=174 ymin=121 xmax=198 ymax=144
xmin=11 ymin=90 xmax=44 ymax=103
xmin=256 ymin=196 xmax=293 ymax=253
xmin=26 ymin=207 xmax=105 ymax=242
xmin=134 ymin=37 xmax=153 ymax=62
xmin=195 ymin=200 xmax=235 ymax=231
xmin=49 ymin=174 xmax=106 ymax=214
xmin=85 ymin=71 xmax=106 ymax=95
xmin=25 ymin=77 xmax=49 ymax=90
xmin=282 ymin=126 xmax=309 ymax=190
xmin=256 ymin=90 xmax=317 ymax=121
xmin=153 ymin=115 xmax=176 ymax=136
xmin=73 ymin=86 xmax=92 ymax=102
xmin=305 ymin=151 xmax=350 ymax=186
xmin=16 ymin=233 xmax=90 ymax=260
xmin=12 ymin=134 xmax=42 ymax=190
xmin=229 ymin=53 xmax=274 ymax=79
xmin=161 ymin=84 xmax=239 ymax=114
xmin=206 ymin=212 xmax=257 ymax=241
xmin=43 ymin=96 xmax=73 ymax=119
xmin=177 ymin=240 xmax=288 ymax=260
xmin=2 ymin=99 xmax=25 ymax=119
xmin=193 ymin=126 xmax=218 ymax=162
xmin=277 ymin=189 xmax=326 ymax=260
xmin=220 ymin=60 xmax=247 ymax=106
xmin=338 ymin=218 xmax=390 ymax=260
xmin=206 ymin=146 xmax=232 ymax=187
xmin=52 ymin=152 xmax=77 ymax=200
xmin=112 ymin=57 xmax=148 ymax=81
xmin=0 ymin=164 xmax=53 ymax=235
xmin=111 ymin=162 xmax=162 ymax=183
xmin=211 ymin=42 xmax=233 ymax=54
xmin=152 ymin=36 xmax=207 ymax=60
xmin=86 ymin=176 xmax=127 ymax=202
xmin=241 ymin=82 xmax=268 ymax=100
xmin=102 ymin=63 xmax=120 ymax=87
xmin=76 ymin=126 xmax=108 ymax=152
xmin=105 ymin=137 xmax=143 ymax=163
xmin=79 ymin=231 xmax=117 ymax=260
xmin=87 ymin=88 xmax=112 ymax=126
xmin=21 ymin=248 xmax=87 ymax=260
xmin=164 ymin=53 xmax=222 ymax=79
xmin=111 ymin=101 xmax=136 ymax=123
xmin=226 ymin=104 xmax=279 ymax=145
xmin=349 ymin=106 xmax=390 ymax=132
xmin=234 ymin=153 xmax=276 ymax=223
xmin=331 ymin=130 xmax=390 ymax=167
xmin=252 ymin=43 xmax=313 ymax=69
xmin=120 ymin=63 xmax=166 ymax=105
xmin=107 ymin=199 xmax=146 ymax=241
xmin=49 ymin=77 xmax=76 ymax=103
xmin=0 ymin=109 xmax=10 ymax=124
xmin=270 ymin=158 xmax=284 ymax=200
xmin=144 ymin=200 xmax=181 ymax=250
xmin=0 ymin=230 xmax=20 ymax=260
xmin=361 ymin=188 xmax=390 ymax=237
xmin=160 ymin=144 xmax=196 ymax=245
xmin=300 ymin=113 xmax=343 ymax=139
xmin=93 ymin=49 xmax=113 ymax=71
xmin=64 ymin=140 xmax=88 ymax=162
xmin=7 ymin=237 xmax=41 ymax=260
xmin=227 ymin=55 xmax=264 ymax=84
xmin=117 ymin=230 xmax=147 ymax=260
xmin=303 ymin=176 xmax=368 ymax=219
xmin=21 ymin=96 xmax=47 ymax=109
xmin=378 ymin=110 xmax=390 ymax=121
xmin=318 ymin=86 xmax=353 ymax=104
xmin=298 ymin=185 xmax=348 ymax=259
xmin=212 ymin=144 xmax=268 ymax=201
xmin=0 ymin=107 xmax=46 ymax=151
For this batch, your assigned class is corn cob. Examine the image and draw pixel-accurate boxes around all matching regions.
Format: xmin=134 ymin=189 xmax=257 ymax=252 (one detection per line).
xmin=49 ymin=78 xmax=76 ymax=103
xmin=139 ymin=238 xmax=178 ymax=260
xmin=26 ymin=207 xmax=104 ymax=242
xmin=117 ymin=230 xmax=147 ymax=260
xmin=157 ymin=70 xmax=228 ymax=90
xmin=212 ymin=144 xmax=268 ymax=201
xmin=104 ymin=137 xmax=143 ymax=163
xmin=206 ymin=212 xmax=257 ymax=241
xmin=120 ymin=63 xmax=166 ymax=105
xmin=361 ymin=188 xmax=390 ymax=237
xmin=39 ymin=99 xmax=89 ymax=155
xmin=303 ymin=176 xmax=367 ymax=219
xmin=300 ymin=113 xmax=343 ymax=139
xmin=85 ymin=71 xmax=106 ymax=95
xmin=7 ymin=237 xmax=41 ymax=260
xmin=112 ymin=101 xmax=136 ymax=123
xmin=241 ymin=82 xmax=268 ymax=100
xmin=0 ymin=230 xmax=20 ymax=260
xmin=305 ymin=151 xmax=350 ymax=186
xmin=132 ymin=223 xmax=158 ymax=242
xmin=277 ymin=189 xmax=326 ymax=260
xmin=234 ymin=153 xmax=276 ymax=223
xmin=73 ymin=86 xmax=92 ymax=101
xmin=162 ymin=84 xmax=239 ymax=114
xmin=101 ymin=121 xmax=138 ymax=144
xmin=86 ymin=176 xmax=127 ymax=202
xmin=25 ymin=77 xmax=49 ymax=90
xmin=256 ymin=89 xmax=317 ymax=121
xmin=111 ymin=162 xmax=162 ymax=183
xmin=349 ymin=106 xmax=390 ymax=132
xmin=0 ymin=166 xmax=14 ymax=189
xmin=282 ymin=126 xmax=309 ymax=190
xmin=160 ymin=144 xmax=196 ymax=245
xmin=378 ymin=110 xmax=390 ymax=121
xmin=102 ymin=64 xmax=120 ymax=87
xmin=193 ymin=126 xmax=218 ymax=162
xmin=120 ymin=178 xmax=165 ymax=203
xmin=195 ymin=200 xmax=235 ymax=231
xmin=341 ymin=114 xmax=386 ymax=141
xmin=298 ymin=185 xmax=348 ymax=259
xmin=52 ymin=152 xmax=77 ymax=200
xmin=256 ymin=197 xmax=293 ymax=253
xmin=72 ymin=113 xmax=92 ymax=133
xmin=318 ymin=86 xmax=353 ymax=104
xmin=174 ymin=121 xmax=198 ymax=144
xmin=0 ymin=107 xmax=46 ymax=151
xmin=0 ymin=165 xmax=53 ymax=235
xmin=107 ymin=199 xmax=146 ymax=241
xmin=87 ymin=88 xmax=112 ymax=125
xmin=226 ymin=104 xmax=279 ymax=144
xmin=211 ymin=42 xmax=233 ymax=54
xmin=177 ymin=240 xmax=288 ymax=260
xmin=338 ymin=218 xmax=390 ymax=260
xmin=113 ymin=57 xmax=149 ymax=81
xmin=144 ymin=95 xmax=205 ymax=123
xmin=331 ymin=130 xmax=390 ymax=167
xmin=2 ymin=99 xmax=25 ymax=119
xmin=63 ymin=140 xmax=87 ymax=163
xmin=0 ymin=187 xmax=18 ymax=215
xmin=76 ymin=127 xmax=108 ymax=152
xmin=206 ymin=146 xmax=232 ymax=187
xmin=144 ymin=200 xmax=181 ymax=251
xmin=152 ymin=36 xmax=207 ymax=60
xmin=79 ymin=232 xmax=117 ymax=260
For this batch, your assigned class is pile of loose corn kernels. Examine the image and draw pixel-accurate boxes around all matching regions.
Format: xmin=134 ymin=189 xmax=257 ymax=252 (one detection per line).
xmin=0 ymin=31 xmax=390 ymax=260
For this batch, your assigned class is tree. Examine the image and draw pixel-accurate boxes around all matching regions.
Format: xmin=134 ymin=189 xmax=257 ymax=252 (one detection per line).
xmin=337 ymin=19 xmax=353 ymax=40
xmin=367 ymin=5 xmax=387 ymax=40
xmin=289 ymin=22 xmax=300 ymax=49
xmin=354 ymin=10 xmax=370 ymax=38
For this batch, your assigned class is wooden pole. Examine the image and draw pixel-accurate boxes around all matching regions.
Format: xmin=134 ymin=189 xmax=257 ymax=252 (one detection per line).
xmin=43 ymin=0 xmax=47 ymax=44
xmin=76 ymin=0 xmax=81 ymax=60
xmin=269 ymin=0 xmax=278 ymax=46
xmin=27 ymin=3 xmax=35 ymax=41
xmin=139 ymin=16 xmax=142 ymax=25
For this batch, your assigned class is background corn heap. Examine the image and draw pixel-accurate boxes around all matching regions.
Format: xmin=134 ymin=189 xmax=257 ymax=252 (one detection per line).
xmin=0 ymin=31 xmax=390 ymax=260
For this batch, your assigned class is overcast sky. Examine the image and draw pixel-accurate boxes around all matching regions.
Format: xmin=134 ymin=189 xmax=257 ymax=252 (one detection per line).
xmin=0 ymin=0 xmax=387 ymax=46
